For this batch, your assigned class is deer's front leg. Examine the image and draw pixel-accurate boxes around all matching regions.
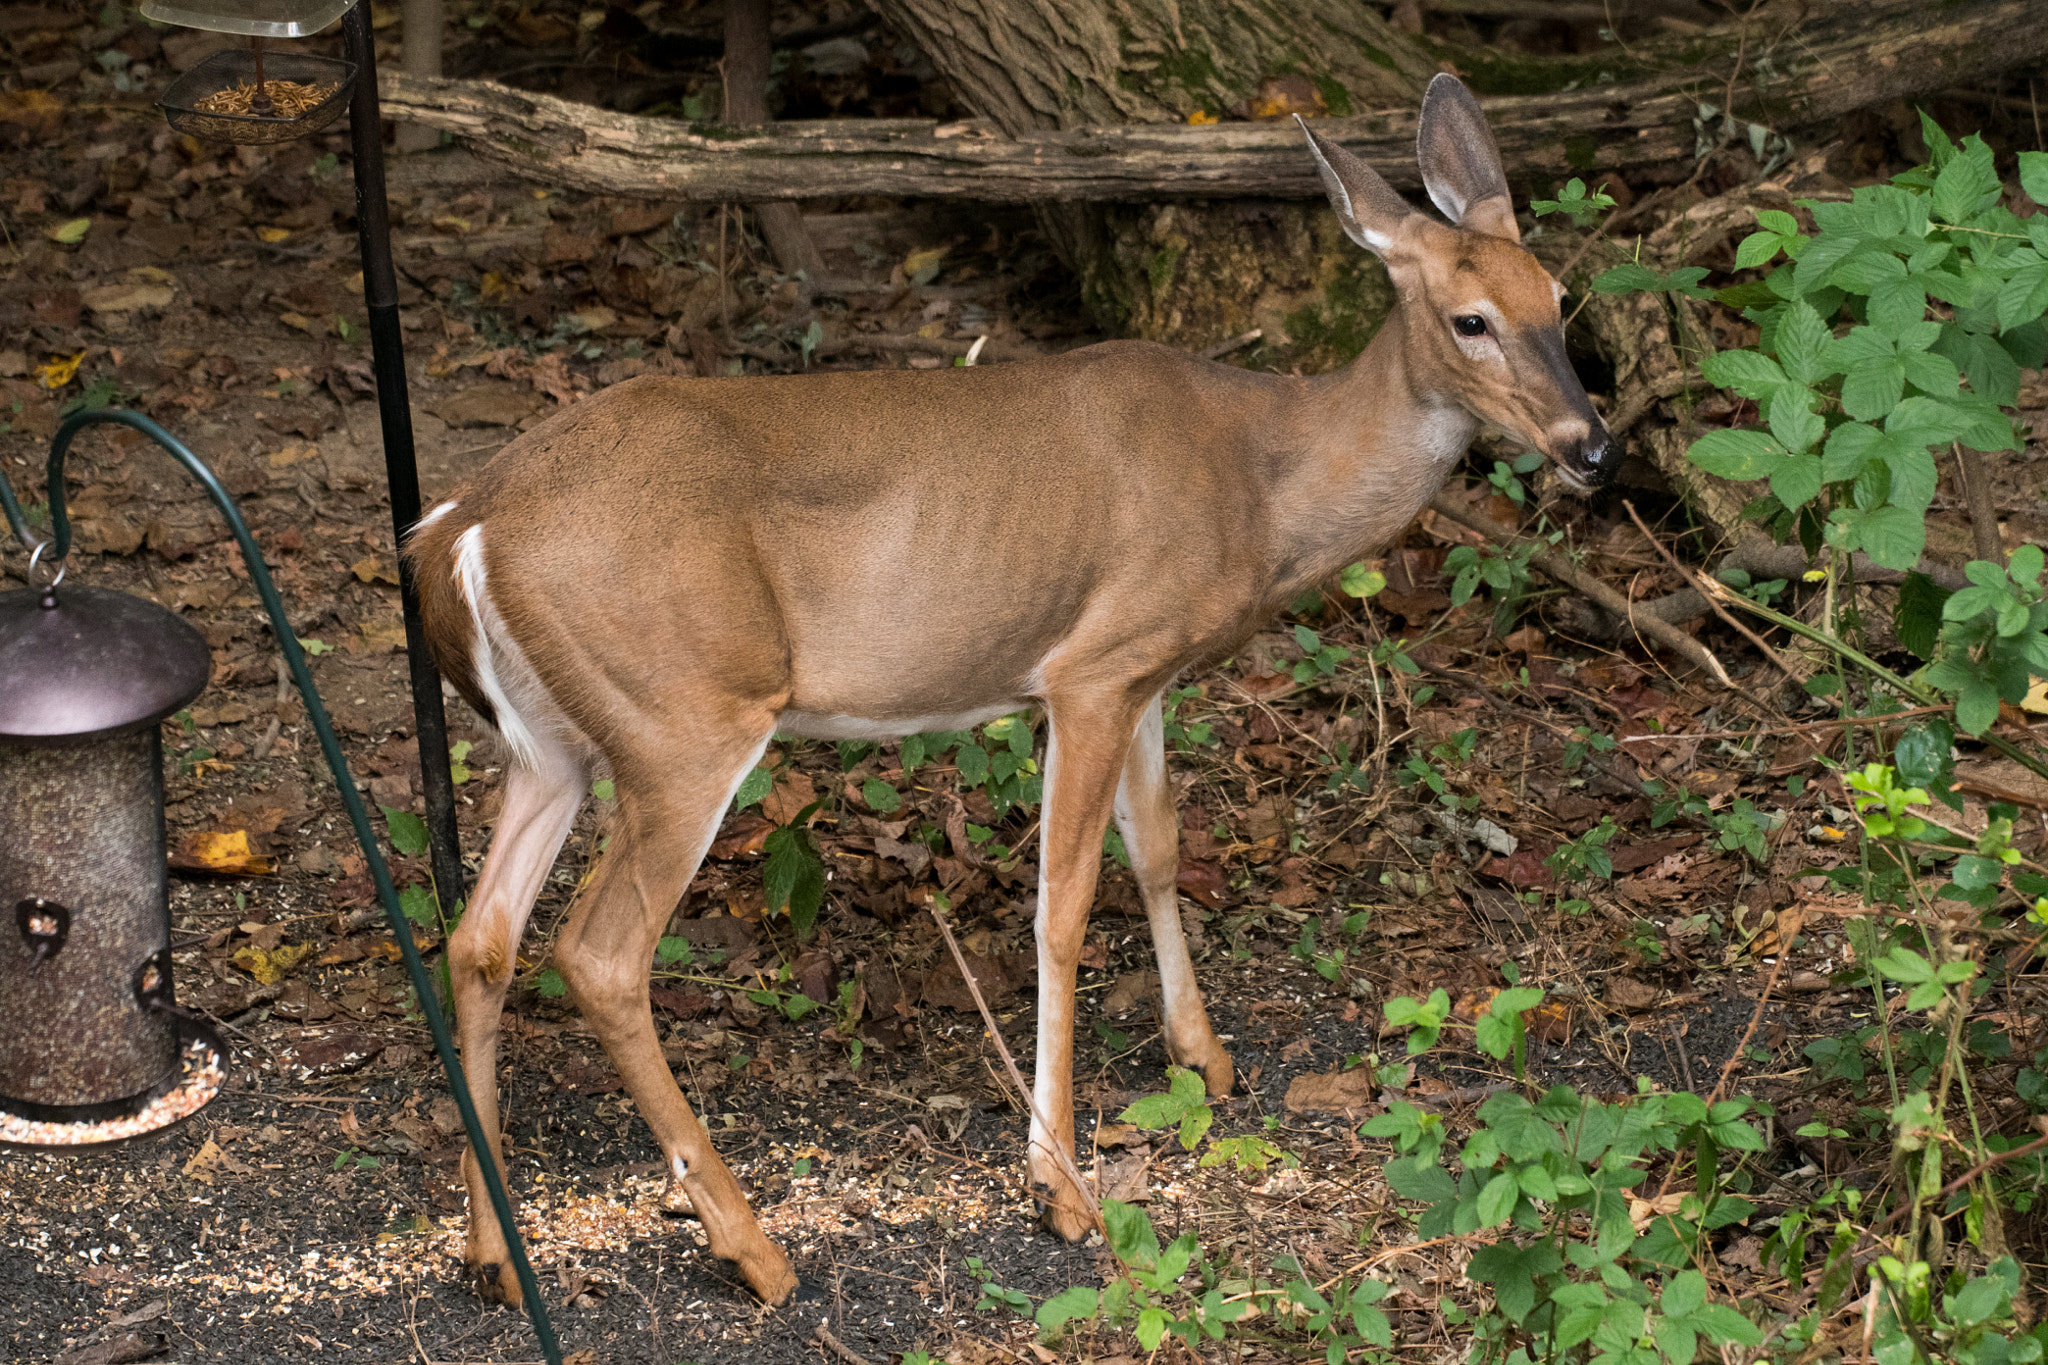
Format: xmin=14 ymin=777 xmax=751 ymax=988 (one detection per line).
xmin=1029 ymin=692 xmax=1147 ymax=1242
xmin=1117 ymin=698 xmax=1231 ymax=1096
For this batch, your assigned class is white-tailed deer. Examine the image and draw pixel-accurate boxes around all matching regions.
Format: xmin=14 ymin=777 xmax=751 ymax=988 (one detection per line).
xmin=404 ymin=74 xmax=1612 ymax=1308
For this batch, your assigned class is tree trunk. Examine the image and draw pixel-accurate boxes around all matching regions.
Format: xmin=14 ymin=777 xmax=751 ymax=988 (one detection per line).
xmin=870 ymin=0 xmax=1436 ymax=361
xmin=867 ymin=0 xmax=1434 ymax=132
xmin=395 ymin=0 xmax=444 ymax=154
xmin=724 ymin=0 xmax=824 ymax=279
xmin=867 ymin=0 xmax=2048 ymax=358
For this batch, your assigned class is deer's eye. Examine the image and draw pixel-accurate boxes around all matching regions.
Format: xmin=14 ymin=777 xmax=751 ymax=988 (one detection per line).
xmin=1453 ymin=314 xmax=1488 ymax=338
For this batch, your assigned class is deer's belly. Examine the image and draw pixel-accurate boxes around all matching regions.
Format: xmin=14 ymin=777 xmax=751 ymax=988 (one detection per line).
xmin=775 ymin=701 xmax=1032 ymax=741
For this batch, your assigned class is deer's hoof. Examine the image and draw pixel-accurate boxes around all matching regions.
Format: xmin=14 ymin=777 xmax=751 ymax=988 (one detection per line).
xmin=1199 ymin=1049 xmax=1235 ymax=1098
xmin=468 ymin=1258 xmax=524 ymax=1308
xmin=1032 ymin=1179 xmax=1095 ymax=1243
xmin=740 ymin=1246 xmax=799 ymax=1307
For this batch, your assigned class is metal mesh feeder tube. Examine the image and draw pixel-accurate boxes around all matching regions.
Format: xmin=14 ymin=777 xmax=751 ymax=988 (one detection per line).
xmin=0 ymin=581 xmax=223 ymax=1146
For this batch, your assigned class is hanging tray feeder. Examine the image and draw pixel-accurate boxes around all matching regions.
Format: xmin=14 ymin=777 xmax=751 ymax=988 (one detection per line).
xmin=159 ymin=47 xmax=355 ymax=145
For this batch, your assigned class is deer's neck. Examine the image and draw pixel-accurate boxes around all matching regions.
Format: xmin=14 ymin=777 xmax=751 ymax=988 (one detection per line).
xmin=1265 ymin=308 xmax=1476 ymax=597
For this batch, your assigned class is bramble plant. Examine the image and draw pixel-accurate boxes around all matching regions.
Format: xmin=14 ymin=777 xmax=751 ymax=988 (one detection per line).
xmin=1609 ymin=119 xmax=2048 ymax=735
xmin=1530 ymin=177 xmax=1619 ymax=227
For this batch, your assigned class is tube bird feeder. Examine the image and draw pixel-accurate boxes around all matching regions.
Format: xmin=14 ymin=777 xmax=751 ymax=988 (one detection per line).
xmin=0 ymin=569 xmax=224 ymax=1147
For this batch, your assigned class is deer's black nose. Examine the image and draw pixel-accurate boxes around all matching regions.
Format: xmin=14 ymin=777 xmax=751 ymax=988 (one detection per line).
xmin=1565 ymin=423 xmax=1618 ymax=489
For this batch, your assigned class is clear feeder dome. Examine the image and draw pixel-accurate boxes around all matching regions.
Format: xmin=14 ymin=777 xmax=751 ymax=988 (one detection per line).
xmin=138 ymin=0 xmax=355 ymax=38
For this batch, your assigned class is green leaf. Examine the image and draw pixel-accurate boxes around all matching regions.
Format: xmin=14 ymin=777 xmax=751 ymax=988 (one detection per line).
xmin=1035 ymin=1285 xmax=1099 ymax=1335
xmin=1766 ymin=387 xmax=1823 ymax=453
xmin=732 ymin=766 xmax=772 ymax=810
xmin=1663 ymin=1268 xmax=1708 ymax=1317
xmin=1875 ymin=946 xmax=1934 ymax=983
xmin=590 ymin=778 xmax=615 ymax=801
xmin=1773 ymin=299 xmax=1835 ymax=385
xmin=1952 ymin=854 xmax=2004 ymax=891
xmin=1340 ymin=562 xmax=1386 ymax=598
xmin=763 ymin=820 xmax=827 ymax=938
xmin=654 ymin=935 xmax=694 ymax=965
xmin=954 ymin=742 xmax=990 ymax=788
xmin=1688 ymin=428 xmax=1782 ymax=481
xmin=1822 ymin=420 xmax=1885 ymax=483
xmin=1893 ymin=720 xmax=1956 ymax=799
xmin=535 ymin=966 xmax=567 ymax=998
xmin=398 ymin=883 xmax=438 ymax=928
xmin=2021 ymin=150 xmax=2048 ymax=206
xmin=1102 ymin=1199 xmax=1160 ymax=1270
xmin=1840 ymin=357 xmax=1905 ymax=420
xmin=1932 ymin=144 xmax=2000 ymax=223
xmin=1733 ymin=230 xmax=1783 ymax=270
xmin=1768 ymin=451 xmax=1823 ymax=510
xmin=861 ymin=778 xmax=902 ymax=814
xmin=48 ymin=217 xmax=91 ymax=245
xmin=1699 ymin=349 xmax=1786 ymax=398
xmin=382 ymin=806 xmax=430 ymax=857
xmin=1476 ymin=1171 xmax=1519 ymax=1225
xmin=1835 ymin=504 xmax=1926 ymax=570
xmin=1755 ymin=208 xmax=1799 ymax=237
xmin=1592 ymin=261 xmax=1663 ymax=293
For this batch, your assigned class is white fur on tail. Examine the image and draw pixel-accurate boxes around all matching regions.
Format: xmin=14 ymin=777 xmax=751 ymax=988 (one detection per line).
xmin=451 ymin=523 xmax=554 ymax=772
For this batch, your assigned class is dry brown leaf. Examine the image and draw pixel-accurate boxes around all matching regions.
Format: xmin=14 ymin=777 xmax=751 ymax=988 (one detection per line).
xmin=230 ymin=941 xmax=313 ymax=985
xmin=350 ymin=554 xmax=400 ymax=585
xmin=1101 ymin=969 xmax=1159 ymax=1015
xmin=1604 ymin=976 xmax=1661 ymax=1012
xmin=171 ymin=829 xmax=277 ymax=876
xmin=761 ymin=769 xmax=817 ymax=826
xmin=1283 ymin=1067 xmax=1377 ymax=1116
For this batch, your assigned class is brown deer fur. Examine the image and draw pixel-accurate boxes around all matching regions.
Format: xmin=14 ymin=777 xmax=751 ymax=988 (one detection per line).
xmin=403 ymin=74 xmax=1611 ymax=1309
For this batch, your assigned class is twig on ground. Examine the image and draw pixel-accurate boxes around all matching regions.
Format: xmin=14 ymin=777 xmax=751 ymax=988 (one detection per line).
xmin=1425 ymin=492 xmax=1733 ymax=686
xmin=1705 ymin=907 xmax=1802 ymax=1109
xmin=1616 ymin=704 xmax=1955 ymax=743
xmin=1622 ymin=500 xmax=1808 ymax=684
xmin=925 ymin=901 xmax=1107 ymax=1241
xmin=253 ymin=653 xmax=291 ymax=760
xmin=815 ymin=1324 xmax=878 ymax=1365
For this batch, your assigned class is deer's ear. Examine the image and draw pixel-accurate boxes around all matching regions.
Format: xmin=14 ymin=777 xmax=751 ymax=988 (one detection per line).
xmin=1298 ymin=116 xmax=1414 ymax=256
xmin=1416 ymin=74 xmax=1519 ymax=243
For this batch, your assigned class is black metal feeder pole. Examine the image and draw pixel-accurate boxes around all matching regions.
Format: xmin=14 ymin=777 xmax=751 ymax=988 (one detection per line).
xmin=337 ymin=2 xmax=467 ymax=912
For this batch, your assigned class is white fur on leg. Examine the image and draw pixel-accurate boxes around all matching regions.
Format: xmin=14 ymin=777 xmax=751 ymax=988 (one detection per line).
xmin=1028 ymin=719 xmax=1064 ymax=1186
xmin=1115 ymin=697 xmax=1219 ymax=1075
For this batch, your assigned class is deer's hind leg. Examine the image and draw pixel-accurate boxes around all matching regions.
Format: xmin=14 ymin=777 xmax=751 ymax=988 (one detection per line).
xmin=551 ymin=714 xmax=796 ymax=1305
xmin=1115 ymin=697 xmax=1232 ymax=1096
xmin=449 ymin=731 xmax=587 ymax=1307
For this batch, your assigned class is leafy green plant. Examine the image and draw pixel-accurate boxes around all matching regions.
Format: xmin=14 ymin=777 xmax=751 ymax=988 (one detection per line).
xmin=1619 ymin=123 xmax=2048 ymax=735
xmin=763 ymin=800 xmax=826 ymax=938
xmin=901 ymin=712 xmax=1042 ymax=818
xmin=1531 ymin=177 xmax=1618 ymax=227
xmin=1161 ymin=684 xmax=1218 ymax=751
xmin=1546 ymin=816 xmax=1618 ymax=884
xmin=1444 ymin=537 xmax=1542 ymax=632
xmin=1289 ymin=622 xmax=1352 ymax=685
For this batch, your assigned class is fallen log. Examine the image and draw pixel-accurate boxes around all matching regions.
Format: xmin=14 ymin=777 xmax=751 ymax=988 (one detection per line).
xmin=378 ymin=0 xmax=2048 ymax=204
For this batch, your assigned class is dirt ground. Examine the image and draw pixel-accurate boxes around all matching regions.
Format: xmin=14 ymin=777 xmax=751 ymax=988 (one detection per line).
xmin=5 ymin=3 xmax=2048 ymax=1365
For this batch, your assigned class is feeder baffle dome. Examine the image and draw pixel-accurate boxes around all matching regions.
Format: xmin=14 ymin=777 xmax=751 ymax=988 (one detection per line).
xmin=0 ymin=586 xmax=210 ymax=742
xmin=138 ymin=0 xmax=356 ymax=39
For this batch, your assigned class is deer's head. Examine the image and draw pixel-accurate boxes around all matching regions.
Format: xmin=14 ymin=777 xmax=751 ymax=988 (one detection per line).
xmin=1300 ymin=76 xmax=1616 ymax=492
